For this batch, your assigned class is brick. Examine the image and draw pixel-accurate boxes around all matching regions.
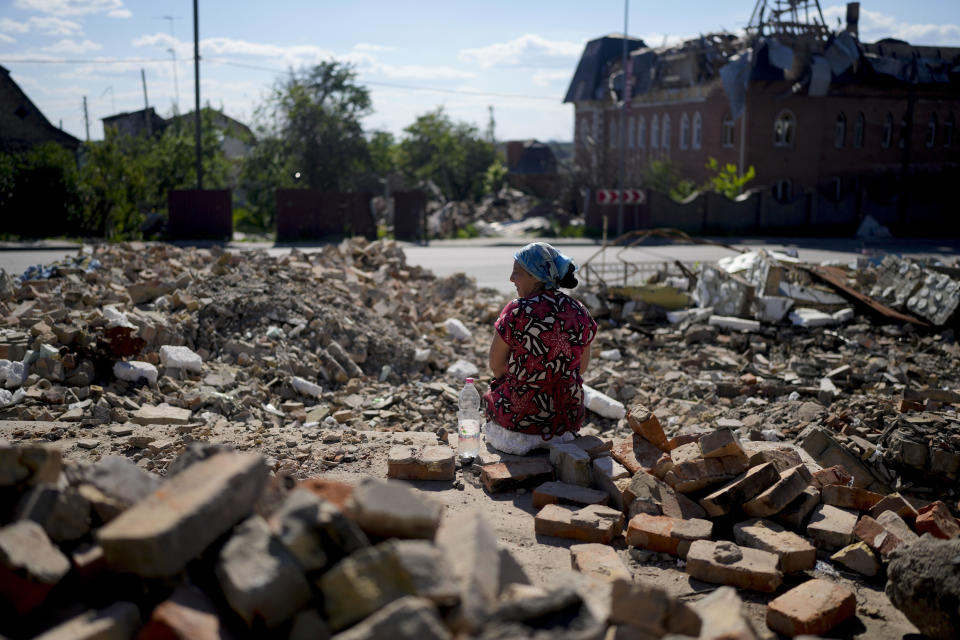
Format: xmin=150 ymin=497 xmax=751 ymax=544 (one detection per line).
xmin=830 ymin=541 xmax=881 ymax=577
xmin=0 ymin=443 xmax=61 ymax=486
xmin=611 ymin=435 xmax=674 ymax=477
xmin=319 ymin=542 xmax=418 ymax=631
xmin=0 ymin=520 xmax=71 ymax=614
xmin=745 ymin=446 xmax=803 ymax=473
xmin=875 ymin=510 xmax=920 ymax=546
xmin=346 ymin=478 xmax=444 ymax=540
xmin=806 ymin=504 xmax=858 ymax=551
xmin=97 ymin=452 xmax=268 ymax=577
xmin=821 ymin=484 xmax=885 ymax=511
xmin=570 ymin=542 xmax=631 ymax=581
xmin=801 ymin=428 xmax=888 ymax=493
xmin=625 ymin=513 xmax=713 ymax=558
xmin=930 ymin=448 xmax=960 ymax=475
xmin=663 ymin=454 xmax=748 ymax=493
xmin=854 ymin=515 xmax=906 ymax=557
xmin=693 ymin=586 xmax=761 ymax=640
xmin=869 ymin=492 xmax=919 ymax=520
xmin=387 ymin=445 xmax=455 ymax=481
xmin=627 ymin=403 xmax=669 ymax=451
xmin=775 ymin=486 xmax=821 ymax=530
xmin=625 ymin=471 xmax=706 ymax=519
xmin=328 ymin=596 xmax=450 ymax=640
xmin=742 ymin=464 xmax=812 ymax=518
xmin=532 ymin=481 xmax=609 ymax=509
xmin=592 ymin=456 xmax=630 ymax=507
xmin=138 ymin=584 xmax=233 ymax=640
xmin=130 ymin=403 xmax=193 ymax=425
xmin=549 ymin=442 xmax=593 ymax=487
xmin=699 ymin=428 xmax=747 ymax=460
xmin=534 ymin=504 xmax=624 ymax=544
xmin=699 ymin=462 xmax=780 ymax=517
xmin=671 ymin=442 xmax=702 ymax=464
xmin=571 ymin=434 xmax=612 ymax=458
xmin=31 ymin=602 xmax=141 ymax=640
xmin=298 ymin=477 xmax=353 ymax=510
xmin=609 ymin=579 xmax=702 ymax=637
xmin=480 ymin=458 xmax=554 ymax=493
xmin=685 ymin=540 xmax=783 ymax=593
xmin=916 ymin=501 xmax=960 ymax=539
xmin=733 ymin=518 xmax=816 ymax=573
xmin=16 ymin=484 xmax=91 ymax=542
xmin=766 ymin=578 xmax=856 ymax=637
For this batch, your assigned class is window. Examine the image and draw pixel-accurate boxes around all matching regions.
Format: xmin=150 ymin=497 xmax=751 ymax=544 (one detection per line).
xmin=926 ymin=113 xmax=938 ymax=148
xmin=579 ymin=118 xmax=590 ymax=145
xmin=831 ymin=177 xmax=843 ymax=201
xmin=945 ymin=113 xmax=955 ymax=148
xmin=662 ymin=114 xmax=671 ymax=149
xmin=882 ymin=112 xmax=893 ymax=148
xmin=722 ymin=113 xmax=735 ymax=148
xmin=898 ymin=115 xmax=909 ymax=149
xmin=628 ymin=116 xmax=635 ymax=149
xmin=774 ymin=110 xmax=795 ymax=146
xmin=609 ymin=119 xmax=617 ymax=148
xmin=854 ymin=112 xmax=865 ymax=148
xmin=651 ymin=114 xmax=659 ymax=148
xmin=835 ymin=112 xmax=846 ymax=148
xmin=692 ymin=112 xmax=702 ymax=149
xmin=773 ymin=179 xmax=792 ymax=202
xmin=638 ymin=115 xmax=646 ymax=149
xmin=679 ymin=113 xmax=690 ymax=150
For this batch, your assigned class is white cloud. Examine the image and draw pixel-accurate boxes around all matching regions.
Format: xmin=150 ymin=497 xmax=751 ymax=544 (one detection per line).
xmin=532 ymin=69 xmax=572 ymax=88
xmin=41 ymin=38 xmax=102 ymax=54
xmin=107 ymin=8 xmax=131 ymax=19
xmin=375 ymin=63 xmax=475 ymax=80
xmin=353 ymin=43 xmax=395 ymax=52
xmin=0 ymin=18 xmax=30 ymax=33
xmin=822 ymin=5 xmax=960 ymax=45
xmin=13 ymin=0 xmax=125 ymax=16
xmin=459 ymin=34 xmax=582 ymax=68
xmin=0 ymin=16 xmax=81 ymax=36
xmin=0 ymin=34 xmax=15 ymax=44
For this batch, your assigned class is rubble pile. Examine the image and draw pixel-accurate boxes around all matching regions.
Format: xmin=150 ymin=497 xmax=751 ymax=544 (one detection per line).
xmin=426 ymin=188 xmax=566 ymax=238
xmin=1 ymin=240 xmax=959 ymax=638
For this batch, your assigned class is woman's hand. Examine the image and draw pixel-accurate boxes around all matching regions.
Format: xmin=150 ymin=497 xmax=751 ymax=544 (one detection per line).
xmin=489 ymin=333 xmax=509 ymax=379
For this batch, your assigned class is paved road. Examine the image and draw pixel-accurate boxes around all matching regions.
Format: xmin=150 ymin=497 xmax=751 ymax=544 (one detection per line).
xmin=2 ymin=237 xmax=958 ymax=296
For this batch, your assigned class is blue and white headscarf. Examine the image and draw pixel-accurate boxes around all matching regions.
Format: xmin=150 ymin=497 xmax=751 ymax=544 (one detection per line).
xmin=514 ymin=242 xmax=576 ymax=289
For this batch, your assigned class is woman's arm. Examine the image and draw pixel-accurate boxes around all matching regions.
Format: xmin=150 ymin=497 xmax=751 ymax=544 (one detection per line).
xmin=579 ymin=343 xmax=591 ymax=374
xmin=489 ymin=333 xmax=510 ymax=378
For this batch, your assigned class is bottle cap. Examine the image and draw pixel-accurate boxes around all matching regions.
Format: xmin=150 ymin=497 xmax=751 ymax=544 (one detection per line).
xmin=465 ymin=378 xmax=474 ymax=383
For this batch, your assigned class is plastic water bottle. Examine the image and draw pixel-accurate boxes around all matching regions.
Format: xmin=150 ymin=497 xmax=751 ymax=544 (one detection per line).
xmin=458 ymin=378 xmax=482 ymax=461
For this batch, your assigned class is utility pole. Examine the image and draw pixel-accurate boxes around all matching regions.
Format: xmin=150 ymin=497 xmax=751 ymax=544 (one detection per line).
xmin=193 ymin=0 xmax=202 ymax=190
xmin=82 ymin=96 xmax=90 ymax=141
xmin=617 ymin=0 xmax=629 ymax=237
xmin=141 ymin=68 xmax=152 ymax=137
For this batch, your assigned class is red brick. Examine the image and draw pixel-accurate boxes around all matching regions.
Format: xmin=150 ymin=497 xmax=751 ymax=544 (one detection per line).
xmin=609 ymin=579 xmax=702 ymax=637
xmin=745 ymin=446 xmax=803 ymax=473
xmin=298 ymin=477 xmax=354 ymax=510
xmin=685 ymin=540 xmax=782 ymax=593
xmin=915 ymin=501 xmax=960 ymax=540
xmin=571 ymin=435 xmax=612 ymax=459
xmin=663 ymin=455 xmax=748 ymax=493
xmin=733 ymin=518 xmax=816 ymax=573
xmin=821 ymin=484 xmax=884 ymax=511
xmin=853 ymin=515 xmax=905 ymax=557
xmin=830 ymin=541 xmax=881 ymax=577
xmin=766 ymin=578 xmax=856 ymax=637
xmin=868 ymin=492 xmax=919 ymax=521
xmin=699 ymin=462 xmax=779 ymax=517
xmin=139 ymin=584 xmax=233 ymax=640
xmin=532 ymin=481 xmax=609 ymax=510
xmin=570 ymin=543 xmax=630 ymax=581
xmin=611 ymin=436 xmax=673 ymax=477
xmin=387 ymin=445 xmax=455 ymax=481
xmin=742 ymin=465 xmax=812 ymax=518
xmin=627 ymin=404 xmax=669 ymax=451
xmin=480 ymin=459 xmax=554 ymax=493
xmin=534 ymin=504 xmax=624 ymax=543
xmin=775 ymin=486 xmax=821 ymax=530
xmin=875 ymin=511 xmax=919 ymax=546
xmin=698 ymin=429 xmax=747 ymax=460
xmin=625 ymin=513 xmax=713 ymax=558
xmin=810 ymin=465 xmax=853 ymax=489
xmin=624 ymin=471 xmax=706 ymax=520
xmin=806 ymin=505 xmax=858 ymax=551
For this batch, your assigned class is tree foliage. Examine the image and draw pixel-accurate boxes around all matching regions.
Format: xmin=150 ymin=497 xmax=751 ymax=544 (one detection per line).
xmin=641 ymin=157 xmax=755 ymax=202
xmin=0 ymin=142 xmax=81 ymax=238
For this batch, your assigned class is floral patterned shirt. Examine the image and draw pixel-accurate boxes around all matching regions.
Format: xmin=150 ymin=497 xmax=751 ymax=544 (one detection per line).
xmin=483 ymin=289 xmax=597 ymax=438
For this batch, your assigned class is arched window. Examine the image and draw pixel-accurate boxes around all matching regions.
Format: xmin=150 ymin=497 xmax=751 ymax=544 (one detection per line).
xmin=662 ymin=114 xmax=671 ymax=149
xmin=774 ymin=110 xmax=795 ymax=146
xmin=638 ymin=115 xmax=646 ymax=149
xmin=835 ymin=112 xmax=846 ymax=148
xmin=882 ymin=112 xmax=893 ymax=148
xmin=854 ymin=112 xmax=865 ymax=148
xmin=651 ymin=114 xmax=659 ymax=149
xmin=679 ymin=113 xmax=690 ymax=150
xmin=945 ymin=113 xmax=955 ymax=148
xmin=628 ymin=116 xmax=635 ymax=149
xmin=773 ymin=179 xmax=792 ymax=202
xmin=609 ymin=118 xmax=617 ymax=148
xmin=926 ymin=113 xmax=938 ymax=148
xmin=722 ymin=113 xmax=735 ymax=148
xmin=692 ymin=112 xmax=703 ymax=149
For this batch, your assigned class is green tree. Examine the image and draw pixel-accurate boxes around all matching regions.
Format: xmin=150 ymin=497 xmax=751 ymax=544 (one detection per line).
xmin=0 ymin=143 xmax=81 ymax=238
xmin=702 ymin=157 xmax=756 ymax=199
xmin=396 ymin=108 xmax=496 ymax=201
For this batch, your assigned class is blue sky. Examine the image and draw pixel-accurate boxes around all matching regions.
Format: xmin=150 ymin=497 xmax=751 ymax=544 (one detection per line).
xmin=2 ymin=0 xmax=959 ymax=144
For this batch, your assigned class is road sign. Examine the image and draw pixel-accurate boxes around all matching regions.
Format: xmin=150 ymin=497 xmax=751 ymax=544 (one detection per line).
xmin=596 ymin=189 xmax=645 ymax=204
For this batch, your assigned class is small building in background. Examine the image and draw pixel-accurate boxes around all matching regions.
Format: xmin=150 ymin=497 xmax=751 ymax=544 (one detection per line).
xmin=102 ymin=107 xmax=168 ymax=139
xmin=504 ymin=139 xmax=559 ymax=198
xmin=0 ymin=65 xmax=79 ymax=152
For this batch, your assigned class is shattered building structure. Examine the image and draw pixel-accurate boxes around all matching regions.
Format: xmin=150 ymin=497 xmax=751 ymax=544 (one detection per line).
xmin=565 ymin=1 xmax=960 ymax=235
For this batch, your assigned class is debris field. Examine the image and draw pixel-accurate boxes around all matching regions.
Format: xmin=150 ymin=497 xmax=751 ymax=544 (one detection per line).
xmin=1 ymin=238 xmax=959 ymax=640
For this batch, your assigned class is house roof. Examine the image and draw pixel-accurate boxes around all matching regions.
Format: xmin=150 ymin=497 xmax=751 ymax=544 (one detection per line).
xmin=0 ymin=65 xmax=80 ymax=152
xmin=563 ymin=35 xmax=646 ymax=103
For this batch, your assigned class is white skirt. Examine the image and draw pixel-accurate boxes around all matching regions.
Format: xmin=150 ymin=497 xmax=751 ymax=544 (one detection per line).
xmin=483 ymin=420 xmax=575 ymax=456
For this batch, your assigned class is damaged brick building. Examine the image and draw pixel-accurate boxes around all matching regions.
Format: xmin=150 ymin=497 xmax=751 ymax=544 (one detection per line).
xmin=565 ymin=1 xmax=960 ymax=236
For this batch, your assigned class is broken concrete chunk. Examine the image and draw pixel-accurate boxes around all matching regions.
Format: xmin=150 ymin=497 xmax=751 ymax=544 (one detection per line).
xmin=886 ymin=536 xmax=960 ymax=640
xmin=0 ymin=520 xmax=71 ymax=614
xmin=0 ymin=444 xmax=61 ymax=487
xmin=31 ymin=601 xmax=141 ymax=640
xmin=831 ymin=541 xmax=881 ymax=577
xmin=387 ymin=445 xmax=455 ymax=481
xmin=112 ymin=361 xmax=158 ymax=385
xmin=130 ymin=402 xmax=193 ymax=425
xmin=346 ymin=478 xmax=444 ymax=540
xmin=437 ymin=509 xmax=499 ymax=629
xmin=548 ymin=442 xmax=593 ymax=487
xmin=330 ymin=596 xmax=452 ymax=640
xmin=159 ymin=345 xmax=203 ymax=372
xmin=608 ymin=579 xmax=702 ymax=638
xmin=569 ymin=543 xmax=630 ymax=582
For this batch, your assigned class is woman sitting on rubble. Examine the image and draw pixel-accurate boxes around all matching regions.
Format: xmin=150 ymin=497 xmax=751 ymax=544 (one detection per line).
xmin=483 ymin=242 xmax=597 ymax=455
